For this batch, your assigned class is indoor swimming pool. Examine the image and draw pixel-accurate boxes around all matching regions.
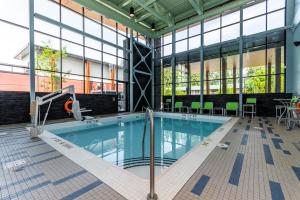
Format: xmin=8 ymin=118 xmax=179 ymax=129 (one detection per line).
xmin=50 ymin=114 xmax=223 ymax=170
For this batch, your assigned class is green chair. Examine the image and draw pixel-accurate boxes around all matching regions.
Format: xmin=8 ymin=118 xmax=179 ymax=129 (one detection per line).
xmin=189 ymin=102 xmax=201 ymax=113
xmin=225 ymin=102 xmax=239 ymax=116
xmin=243 ymin=98 xmax=257 ymax=118
xmin=202 ymin=102 xmax=214 ymax=115
xmin=174 ymin=101 xmax=183 ymax=112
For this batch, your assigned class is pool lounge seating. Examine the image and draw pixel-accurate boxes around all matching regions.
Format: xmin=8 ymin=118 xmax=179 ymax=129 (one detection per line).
xmin=163 ymin=98 xmax=172 ymax=111
xmin=201 ymin=102 xmax=214 ymax=115
xmin=243 ymin=98 xmax=257 ymax=118
xmin=188 ymin=102 xmax=201 ymax=113
xmin=174 ymin=101 xmax=183 ymax=112
xmin=225 ymin=102 xmax=239 ymax=116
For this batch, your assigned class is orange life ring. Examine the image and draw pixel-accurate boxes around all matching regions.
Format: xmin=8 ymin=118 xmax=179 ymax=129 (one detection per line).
xmin=64 ymin=99 xmax=73 ymax=113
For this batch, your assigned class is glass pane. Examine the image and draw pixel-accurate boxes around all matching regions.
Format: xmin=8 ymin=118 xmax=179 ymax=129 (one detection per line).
xmin=204 ymin=58 xmax=221 ymax=80
xmin=85 ymin=37 xmax=102 ymax=50
xmin=35 ymin=19 xmax=60 ymax=37
xmin=103 ymin=79 xmax=117 ymax=93
xmin=62 ymin=29 xmax=83 ymax=44
xmin=189 ymin=36 xmax=201 ymax=50
xmin=243 ymin=49 xmax=266 ymax=93
xmin=176 ymin=83 xmax=188 ymax=95
xmin=0 ymin=65 xmax=29 ymax=92
xmin=176 ymin=63 xmax=188 ymax=83
xmin=189 ymin=23 xmax=201 ymax=37
xmin=243 ymin=16 xmax=266 ymax=35
xmin=0 ymin=0 xmax=29 ymax=26
xmin=190 ymin=62 xmax=200 ymax=95
xmin=62 ymin=74 xmax=84 ymax=93
xmin=243 ymin=2 xmax=266 ymax=20
xmin=267 ymin=0 xmax=285 ymax=12
xmin=35 ymin=32 xmax=60 ymax=52
xmin=204 ymin=80 xmax=221 ymax=94
xmin=267 ymin=10 xmax=285 ymax=30
xmin=84 ymin=17 xmax=101 ymax=37
xmin=118 ymin=34 xmax=127 ymax=48
xmin=62 ymin=40 xmax=83 ymax=58
xmin=62 ymin=41 xmax=83 ymax=75
xmin=163 ymin=66 xmax=172 ymax=96
xmin=163 ymin=44 xmax=172 ymax=56
xmin=35 ymin=70 xmax=61 ymax=92
xmin=61 ymin=6 xmax=82 ymax=30
xmin=0 ymin=21 xmax=28 ymax=66
xmin=204 ymin=29 xmax=220 ymax=46
xmin=176 ymin=39 xmax=188 ymax=53
xmin=204 ymin=17 xmax=220 ymax=32
xmin=103 ymin=26 xmax=116 ymax=44
xmin=87 ymin=77 xmax=102 ymax=94
xmin=103 ymin=44 xmax=117 ymax=55
xmin=222 ymin=24 xmax=240 ymax=41
xmin=176 ymin=28 xmax=187 ymax=41
xmin=163 ymin=33 xmax=172 ymax=45
xmin=35 ymin=0 xmax=59 ymax=21
xmin=105 ymin=54 xmax=117 ymax=66
xmin=221 ymin=54 xmax=240 ymax=94
xmin=85 ymin=47 xmax=101 ymax=61
xmin=222 ymin=10 xmax=240 ymax=26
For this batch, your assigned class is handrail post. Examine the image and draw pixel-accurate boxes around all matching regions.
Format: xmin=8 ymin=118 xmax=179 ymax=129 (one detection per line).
xmin=146 ymin=108 xmax=158 ymax=200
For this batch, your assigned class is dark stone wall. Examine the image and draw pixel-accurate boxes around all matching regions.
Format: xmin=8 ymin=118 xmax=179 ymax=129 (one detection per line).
xmin=0 ymin=91 xmax=118 ymax=125
xmin=163 ymin=93 xmax=293 ymax=117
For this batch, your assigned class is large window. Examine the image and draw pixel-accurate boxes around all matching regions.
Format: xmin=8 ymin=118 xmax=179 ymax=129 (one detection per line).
xmin=158 ymin=0 xmax=286 ymax=99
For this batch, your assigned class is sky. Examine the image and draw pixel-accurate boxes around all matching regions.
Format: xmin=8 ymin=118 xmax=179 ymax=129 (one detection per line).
xmin=0 ymin=0 xmax=286 ymax=67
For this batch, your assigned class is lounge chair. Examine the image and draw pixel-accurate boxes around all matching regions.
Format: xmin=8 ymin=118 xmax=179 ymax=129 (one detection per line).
xmin=202 ymin=102 xmax=214 ymax=115
xmin=243 ymin=98 xmax=257 ymax=118
xmin=174 ymin=102 xmax=183 ymax=112
xmin=225 ymin=102 xmax=239 ymax=116
xmin=188 ymin=102 xmax=201 ymax=113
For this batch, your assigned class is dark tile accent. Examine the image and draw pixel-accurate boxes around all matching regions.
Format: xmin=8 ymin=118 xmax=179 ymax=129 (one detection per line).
xmin=269 ymin=181 xmax=285 ymax=200
xmin=271 ymin=138 xmax=283 ymax=150
xmin=60 ymin=180 xmax=102 ymax=200
xmin=274 ymin=134 xmax=280 ymax=137
xmin=229 ymin=153 xmax=244 ymax=186
xmin=267 ymin=127 xmax=273 ymax=134
xmin=283 ymin=150 xmax=291 ymax=155
xmin=1 ymin=180 xmax=51 ymax=200
xmin=191 ymin=175 xmax=210 ymax=196
xmin=1 ymin=173 xmax=44 ymax=188
xmin=245 ymin=125 xmax=250 ymax=131
xmin=263 ymin=144 xmax=274 ymax=165
xmin=259 ymin=123 xmax=263 ymax=128
xmin=292 ymin=142 xmax=300 ymax=151
xmin=261 ymin=130 xmax=267 ymax=139
xmin=30 ymin=155 xmax=63 ymax=166
xmin=292 ymin=166 xmax=300 ymax=181
xmin=53 ymin=170 xmax=87 ymax=185
xmin=233 ymin=129 xmax=238 ymax=133
xmin=31 ymin=150 xmax=56 ymax=158
xmin=241 ymin=134 xmax=248 ymax=145
xmin=23 ymin=142 xmax=46 ymax=149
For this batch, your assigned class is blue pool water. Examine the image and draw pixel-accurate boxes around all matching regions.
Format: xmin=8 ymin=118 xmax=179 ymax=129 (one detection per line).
xmin=52 ymin=116 xmax=222 ymax=169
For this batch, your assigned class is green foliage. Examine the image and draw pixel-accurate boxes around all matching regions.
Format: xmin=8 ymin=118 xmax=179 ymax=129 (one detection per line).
xmin=35 ymin=40 xmax=67 ymax=92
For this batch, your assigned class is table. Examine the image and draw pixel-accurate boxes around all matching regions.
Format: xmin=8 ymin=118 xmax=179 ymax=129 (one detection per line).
xmin=273 ymin=99 xmax=291 ymax=124
xmin=213 ymin=107 xmax=224 ymax=116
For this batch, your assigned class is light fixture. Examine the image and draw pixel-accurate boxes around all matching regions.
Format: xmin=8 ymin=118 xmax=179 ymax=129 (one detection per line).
xmin=129 ymin=7 xmax=134 ymax=17
xmin=151 ymin=23 xmax=155 ymax=31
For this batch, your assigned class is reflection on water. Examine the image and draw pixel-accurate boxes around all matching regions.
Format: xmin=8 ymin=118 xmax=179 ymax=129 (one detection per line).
xmin=56 ymin=117 xmax=222 ymax=168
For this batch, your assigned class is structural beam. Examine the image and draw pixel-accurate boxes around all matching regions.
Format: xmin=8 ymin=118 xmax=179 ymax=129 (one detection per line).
xmin=131 ymin=0 xmax=174 ymax=26
xmin=74 ymin=0 xmax=154 ymax=37
xmin=29 ymin=0 xmax=35 ymax=110
xmin=154 ymin=0 xmax=252 ymax=37
xmin=136 ymin=13 xmax=152 ymax=22
xmin=188 ymin=0 xmax=203 ymax=15
xmin=121 ymin=0 xmax=131 ymax=7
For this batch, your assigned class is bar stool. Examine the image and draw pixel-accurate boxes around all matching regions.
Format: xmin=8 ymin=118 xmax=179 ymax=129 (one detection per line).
xmin=275 ymin=105 xmax=285 ymax=123
xmin=243 ymin=98 xmax=256 ymax=118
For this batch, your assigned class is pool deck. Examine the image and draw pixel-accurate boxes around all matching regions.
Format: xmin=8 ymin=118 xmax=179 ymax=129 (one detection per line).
xmin=1 ymin=116 xmax=300 ymax=200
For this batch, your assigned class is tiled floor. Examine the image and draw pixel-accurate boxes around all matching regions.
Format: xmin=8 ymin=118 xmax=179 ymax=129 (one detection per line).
xmin=0 ymin=117 xmax=300 ymax=200
xmin=0 ymin=126 xmax=126 ymax=200
xmin=174 ymin=117 xmax=300 ymax=200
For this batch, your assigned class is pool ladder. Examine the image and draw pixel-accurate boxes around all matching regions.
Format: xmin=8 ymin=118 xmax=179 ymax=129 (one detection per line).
xmin=142 ymin=108 xmax=158 ymax=200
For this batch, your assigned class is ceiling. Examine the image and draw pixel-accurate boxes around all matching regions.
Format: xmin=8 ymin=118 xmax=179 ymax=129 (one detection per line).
xmin=74 ymin=0 xmax=253 ymax=38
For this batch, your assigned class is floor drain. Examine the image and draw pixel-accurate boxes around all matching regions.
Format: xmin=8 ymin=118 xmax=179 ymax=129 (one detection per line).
xmin=3 ymin=159 xmax=27 ymax=171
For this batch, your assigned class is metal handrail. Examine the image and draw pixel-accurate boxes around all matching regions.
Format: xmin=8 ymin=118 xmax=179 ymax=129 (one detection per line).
xmin=142 ymin=108 xmax=158 ymax=200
